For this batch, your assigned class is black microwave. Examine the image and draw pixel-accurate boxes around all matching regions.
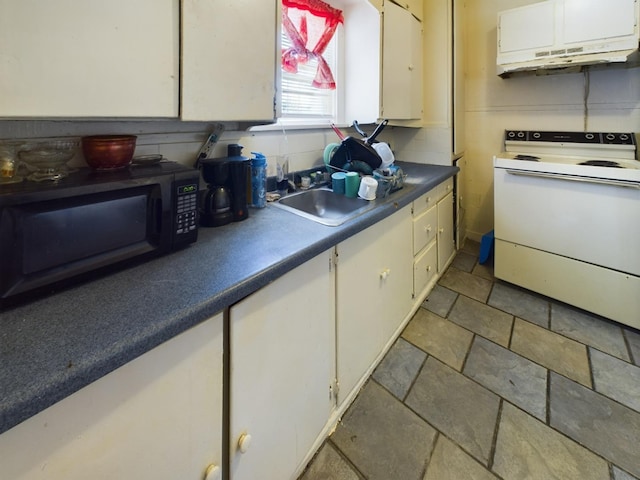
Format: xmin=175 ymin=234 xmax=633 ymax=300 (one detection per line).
xmin=0 ymin=162 xmax=199 ymax=303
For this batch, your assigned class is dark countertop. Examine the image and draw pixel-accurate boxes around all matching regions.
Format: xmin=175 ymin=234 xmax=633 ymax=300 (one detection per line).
xmin=0 ymin=161 xmax=458 ymax=434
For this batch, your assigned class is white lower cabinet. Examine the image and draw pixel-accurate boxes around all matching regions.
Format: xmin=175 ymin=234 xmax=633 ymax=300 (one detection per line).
xmin=437 ymin=191 xmax=456 ymax=271
xmin=229 ymin=249 xmax=336 ymax=480
xmin=0 ymin=314 xmax=224 ymax=480
xmin=412 ymin=178 xmax=456 ymax=300
xmin=335 ymin=205 xmax=414 ymax=407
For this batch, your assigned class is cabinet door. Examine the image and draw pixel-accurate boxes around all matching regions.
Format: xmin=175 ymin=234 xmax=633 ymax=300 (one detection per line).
xmin=181 ymin=0 xmax=277 ymax=121
xmin=437 ymin=192 xmax=455 ymax=271
xmin=498 ymin=2 xmax=555 ymax=57
xmin=0 ymin=314 xmax=224 ymax=480
xmin=381 ymin=1 xmax=423 ymax=120
xmin=563 ymin=0 xmax=637 ymax=45
xmin=0 ymin=0 xmax=179 ymax=117
xmin=336 ymin=205 xmax=413 ymax=406
xmin=229 ymin=250 xmax=335 ymax=480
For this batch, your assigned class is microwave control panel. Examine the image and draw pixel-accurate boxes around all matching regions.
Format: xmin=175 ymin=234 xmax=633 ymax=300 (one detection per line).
xmin=174 ymin=179 xmax=199 ymax=244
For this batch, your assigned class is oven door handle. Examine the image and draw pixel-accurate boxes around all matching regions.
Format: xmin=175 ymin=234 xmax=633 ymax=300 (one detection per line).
xmin=505 ymin=169 xmax=640 ymax=189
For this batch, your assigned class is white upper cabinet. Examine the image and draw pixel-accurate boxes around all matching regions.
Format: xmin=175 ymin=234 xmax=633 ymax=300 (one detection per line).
xmin=422 ymin=0 xmax=465 ymax=156
xmin=0 ymin=0 xmax=179 ymax=118
xmin=181 ymin=0 xmax=277 ymax=122
xmin=563 ymin=0 xmax=637 ymax=44
xmin=381 ymin=0 xmax=423 ymax=123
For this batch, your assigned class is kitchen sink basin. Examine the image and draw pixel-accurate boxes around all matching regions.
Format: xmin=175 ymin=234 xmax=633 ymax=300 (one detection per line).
xmin=272 ymin=187 xmax=376 ymax=226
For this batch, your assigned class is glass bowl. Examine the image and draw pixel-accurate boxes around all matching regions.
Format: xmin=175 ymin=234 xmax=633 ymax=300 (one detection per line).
xmin=18 ymin=140 xmax=79 ymax=181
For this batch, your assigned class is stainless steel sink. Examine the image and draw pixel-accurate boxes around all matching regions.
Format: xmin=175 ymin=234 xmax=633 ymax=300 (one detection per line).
xmin=272 ymin=187 xmax=376 ymax=226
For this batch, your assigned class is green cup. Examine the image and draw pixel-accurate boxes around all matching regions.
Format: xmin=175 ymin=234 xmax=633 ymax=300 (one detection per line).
xmin=345 ymin=172 xmax=360 ymax=198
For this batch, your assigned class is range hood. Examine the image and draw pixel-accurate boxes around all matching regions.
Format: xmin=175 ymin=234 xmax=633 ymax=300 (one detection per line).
xmin=497 ymin=0 xmax=640 ymax=77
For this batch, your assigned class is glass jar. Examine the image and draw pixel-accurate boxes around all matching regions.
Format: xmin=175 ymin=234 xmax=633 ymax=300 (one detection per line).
xmin=0 ymin=143 xmax=19 ymax=182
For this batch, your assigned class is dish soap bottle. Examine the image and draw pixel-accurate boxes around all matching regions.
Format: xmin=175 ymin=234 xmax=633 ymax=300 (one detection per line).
xmin=250 ymin=152 xmax=267 ymax=208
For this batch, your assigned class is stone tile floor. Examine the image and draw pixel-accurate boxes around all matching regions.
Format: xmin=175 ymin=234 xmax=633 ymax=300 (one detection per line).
xmin=298 ymin=241 xmax=640 ymax=480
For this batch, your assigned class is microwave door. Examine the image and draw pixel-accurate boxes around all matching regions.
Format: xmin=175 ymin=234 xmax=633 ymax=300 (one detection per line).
xmin=0 ymin=186 xmax=163 ymax=299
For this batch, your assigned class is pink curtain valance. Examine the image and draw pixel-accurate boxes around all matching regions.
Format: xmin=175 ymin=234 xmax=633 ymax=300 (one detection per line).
xmin=281 ymin=0 xmax=344 ymax=89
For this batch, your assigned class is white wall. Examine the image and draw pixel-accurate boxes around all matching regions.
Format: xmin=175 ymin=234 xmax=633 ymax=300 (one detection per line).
xmin=463 ymin=0 xmax=640 ymax=241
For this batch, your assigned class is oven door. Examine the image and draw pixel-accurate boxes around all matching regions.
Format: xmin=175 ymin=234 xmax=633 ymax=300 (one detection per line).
xmin=494 ymin=166 xmax=640 ymax=276
xmin=494 ymin=164 xmax=640 ymax=327
xmin=0 ymin=185 xmax=164 ymax=300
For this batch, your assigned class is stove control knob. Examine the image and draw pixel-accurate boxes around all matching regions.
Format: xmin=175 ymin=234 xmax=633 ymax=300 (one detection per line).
xmin=606 ymin=133 xmax=616 ymax=141
xmin=620 ymin=134 xmax=629 ymax=141
xmin=517 ymin=131 xmax=525 ymax=138
xmin=532 ymin=132 xmax=541 ymax=139
xmin=585 ymin=133 xmax=595 ymax=140
xmin=507 ymin=131 xmax=516 ymax=138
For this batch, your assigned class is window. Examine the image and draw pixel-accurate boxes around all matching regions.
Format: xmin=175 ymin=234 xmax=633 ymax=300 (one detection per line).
xmin=280 ymin=30 xmax=338 ymax=119
xmin=280 ymin=0 xmax=344 ymax=122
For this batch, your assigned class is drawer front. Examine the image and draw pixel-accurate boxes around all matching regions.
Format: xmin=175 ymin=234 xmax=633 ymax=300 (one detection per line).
xmin=413 ymin=206 xmax=438 ymax=255
xmin=441 ymin=178 xmax=453 ymax=199
xmin=412 ymin=188 xmax=438 ymax=217
xmin=413 ymin=179 xmax=454 ymax=218
xmin=414 ymin=241 xmax=437 ymax=298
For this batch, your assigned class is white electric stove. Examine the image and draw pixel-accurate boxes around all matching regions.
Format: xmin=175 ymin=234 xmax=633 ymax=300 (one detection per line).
xmin=493 ymin=130 xmax=640 ymax=329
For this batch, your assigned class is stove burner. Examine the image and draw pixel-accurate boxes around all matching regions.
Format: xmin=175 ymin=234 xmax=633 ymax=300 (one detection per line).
xmin=578 ymin=160 xmax=623 ymax=168
xmin=514 ymin=154 xmax=540 ymax=161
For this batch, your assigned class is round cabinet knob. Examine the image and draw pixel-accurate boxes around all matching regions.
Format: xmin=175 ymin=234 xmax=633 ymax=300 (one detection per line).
xmin=238 ymin=433 xmax=252 ymax=454
xmin=408 ymin=64 xmax=414 ymax=71
xmin=424 ymin=225 xmax=432 ymax=233
xmin=204 ymin=464 xmax=221 ymax=480
xmin=426 ymin=265 xmax=432 ymax=272
xmin=439 ymin=227 xmax=444 ymax=234
xmin=380 ymin=269 xmax=391 ymax=280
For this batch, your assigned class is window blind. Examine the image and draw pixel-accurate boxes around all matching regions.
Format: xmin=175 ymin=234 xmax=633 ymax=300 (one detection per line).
xmin=281 ymin=32 xmax=337 ymax=118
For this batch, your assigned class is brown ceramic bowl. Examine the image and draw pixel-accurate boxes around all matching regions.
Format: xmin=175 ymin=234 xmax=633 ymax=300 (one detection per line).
xmin=82 ymin=135 xmax=137 ymax=171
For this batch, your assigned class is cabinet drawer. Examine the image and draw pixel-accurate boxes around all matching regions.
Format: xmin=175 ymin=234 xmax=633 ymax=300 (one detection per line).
xmin=412 ymin=188 xmax=438 ymax=217
xmin=413 ymin=179 xmax=454 ymax=218
xmin=413 ymin=206 xmax=437 ymax=255
xmin=441 ymin=178 xmax=454 ymax=198
xmin=414 ymin=241 xmax=437 ymax=297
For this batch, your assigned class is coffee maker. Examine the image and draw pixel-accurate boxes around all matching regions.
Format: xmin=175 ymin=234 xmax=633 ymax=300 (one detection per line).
xmin=199 ymin=144 xmax=250 ymax=227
